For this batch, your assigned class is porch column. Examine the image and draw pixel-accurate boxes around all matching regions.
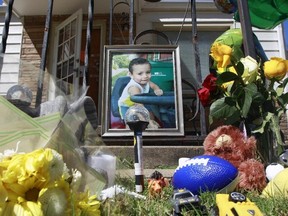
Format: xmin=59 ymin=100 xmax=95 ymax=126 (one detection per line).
xmin=191 ymin=0 xmax=206 ymax=136
xmin=0 ymin=0 xmax=14 ymax=77
xmin=109 ymin=0 xmax=113 ymax=45
xmin=236 ymin=0 xmax=256 ymax=59
xmin=0 ymin=0 xmax=14 ymax=54
xmin=35 ymin=0 xmax=54 ymax=107
xmin=129 ymin=0 xmax=134 ymax=45
xmin=83 ymin=0 xmax=94 ymax=88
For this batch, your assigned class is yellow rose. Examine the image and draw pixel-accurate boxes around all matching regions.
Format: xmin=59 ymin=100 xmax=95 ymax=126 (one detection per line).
xmin=217 ymin=66 xmax=236 ymax=90
xmin=264 ymin=57 xmax=288 ymax=81
xmin=210 ymin=43 xmax=232 ymax=70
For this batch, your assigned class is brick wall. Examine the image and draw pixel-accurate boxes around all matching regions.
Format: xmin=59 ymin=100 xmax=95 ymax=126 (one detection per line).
xmin=20 ymin=16 xmax=47 ymax=106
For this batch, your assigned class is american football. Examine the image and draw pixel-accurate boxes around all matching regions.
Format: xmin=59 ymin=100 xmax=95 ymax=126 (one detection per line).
xmin=172 ymin=155 xmax=239 ymax=195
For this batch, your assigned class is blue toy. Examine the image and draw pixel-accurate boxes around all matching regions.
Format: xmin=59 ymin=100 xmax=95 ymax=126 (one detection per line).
xmin=172 ymin=155 xmax=239 ymax=195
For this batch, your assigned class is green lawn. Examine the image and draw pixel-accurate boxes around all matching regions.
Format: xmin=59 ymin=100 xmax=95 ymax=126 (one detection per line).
xmin=100 ymin=176 xmax=288 ymax=216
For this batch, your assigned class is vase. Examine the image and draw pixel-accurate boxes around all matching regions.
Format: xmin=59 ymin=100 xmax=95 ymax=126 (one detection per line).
xmin=257 ymin=129 xmax=284 ymax=165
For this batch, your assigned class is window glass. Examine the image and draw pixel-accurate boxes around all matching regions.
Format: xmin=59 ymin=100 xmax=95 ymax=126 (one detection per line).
xmin=158 ymin=31 xmax=223 ymax=84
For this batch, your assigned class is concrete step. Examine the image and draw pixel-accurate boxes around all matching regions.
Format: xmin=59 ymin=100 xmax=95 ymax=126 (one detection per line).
xmin=116 ymin=169 xmax=175 ymax=179
xmin=109 ymin=145 xmax=204 ymax=169
xmin=85 ymin=145 xmax=204 ymax=169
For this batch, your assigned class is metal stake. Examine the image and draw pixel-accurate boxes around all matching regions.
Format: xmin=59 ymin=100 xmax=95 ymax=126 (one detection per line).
xmin=127 ymin=121 xmax=149 ymax=193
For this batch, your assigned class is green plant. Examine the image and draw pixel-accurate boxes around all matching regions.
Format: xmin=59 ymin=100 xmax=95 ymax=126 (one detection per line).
xmin=199 ymin=50 xmax=288 ymax=162
xmin=100 ymin=176 xmax=288 ymax=215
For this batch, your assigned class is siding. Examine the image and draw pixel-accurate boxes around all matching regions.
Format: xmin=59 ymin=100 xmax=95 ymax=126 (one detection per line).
xmin=235 ymin=22 xmax=286 ymax=59
xmin=0 ymin=8 xmax=23 ymax=96
xmin=235 ymin=23 xmax=288 ymax=144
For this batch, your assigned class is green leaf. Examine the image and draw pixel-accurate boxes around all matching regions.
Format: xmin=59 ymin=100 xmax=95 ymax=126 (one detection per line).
xmin=282 ymin=77 xmax=288 ymax=89
xmin=235 ymin=61 xmax=244 ymax=76
xmin=278 ymin=92 xmax=288 ymax=106
xmin=245 ymin=83 xmax=265 ymax=103
xmin=244 ymin=83 xmax=258 ymax=96
xmin=216 ymin=72 xmax=239 ymax=85
xmin=276 ymin=85 xmax=284 ymax=96
xmin=252 ymin=112 xmax=273 ymax=134
xmin=224 ymin=109 xmax=241 ymax=125
xmin=210 ymin=98 xmax=238 ymax=120
xmin=232 ymin=85 xmax=244 ymax=99
xmin=224 ymin=97 xmax=236 ymax=106
xmin=251 ymin=92 xmax=266 ymax=105
xmin=242 ymin=89 xmax=252 ymax=118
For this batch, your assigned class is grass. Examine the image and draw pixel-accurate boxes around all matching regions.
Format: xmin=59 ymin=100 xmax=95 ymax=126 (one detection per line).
xmin=100 ymin=175 xmax=288 ymax=216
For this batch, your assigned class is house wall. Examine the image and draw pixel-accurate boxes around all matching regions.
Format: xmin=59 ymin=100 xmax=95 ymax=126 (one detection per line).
xmin=0 ymin=6 xmax=23 ymax=96
xmin=2 ymin=6 xmax=288 ymax=143
xmin=16 ymin=11 xmax=288 ymax=101
xmin=135 ymin=13 xmax=287 ymax=137
xmin=20 ymin=15 xmax=48 ymax=106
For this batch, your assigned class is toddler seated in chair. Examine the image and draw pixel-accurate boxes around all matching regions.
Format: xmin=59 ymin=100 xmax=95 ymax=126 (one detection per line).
xmin=118 ymin=57 xmax=163 ymax=128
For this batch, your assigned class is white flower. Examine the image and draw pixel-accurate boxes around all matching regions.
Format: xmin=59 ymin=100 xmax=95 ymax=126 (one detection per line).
xmin=70 ymin=169 xmax=82 ymax=192
xmin=240 ymin=56 xmax=260 ymax=84
xmin=0 ymin=141 xmax=24 ymax=161
xmin=48 ymin=149 xmax=69 ymax=182
xmin=38 ymin=187 xmax=67 ymax=216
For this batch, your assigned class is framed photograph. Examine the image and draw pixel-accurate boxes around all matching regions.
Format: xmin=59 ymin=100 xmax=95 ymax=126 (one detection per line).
xmin=101 ymin=45 xmax=184 ymax=137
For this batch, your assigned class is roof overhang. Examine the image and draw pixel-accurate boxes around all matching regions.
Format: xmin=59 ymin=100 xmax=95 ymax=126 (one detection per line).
xmin=3 ymin=0 xmax=217 ymax=17
xmin=3 ymin=0 xmax=111 ymax=17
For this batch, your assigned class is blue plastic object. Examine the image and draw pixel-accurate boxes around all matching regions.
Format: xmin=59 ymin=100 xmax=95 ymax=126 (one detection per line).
xmin=172 ymin=155 xmax=238 ymax=195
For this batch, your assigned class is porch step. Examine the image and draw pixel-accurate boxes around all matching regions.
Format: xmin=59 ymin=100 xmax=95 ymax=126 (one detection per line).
xmin=95 ymin=145 xmax=205 ymax=169
xmin=116 ymin=169 xmax=175 ymax=179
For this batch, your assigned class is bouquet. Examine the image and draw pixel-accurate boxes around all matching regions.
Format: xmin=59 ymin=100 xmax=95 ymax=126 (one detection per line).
xmin=0 ymin=87 xmax=107 ymax=216
xmin=198 ymin=28 xmax=288 ymax=162
xmin=0 ymin=147 xmax=101 ymax=216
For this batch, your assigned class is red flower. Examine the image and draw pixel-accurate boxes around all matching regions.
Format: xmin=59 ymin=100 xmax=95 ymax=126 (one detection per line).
xmin=202 ymin=73 xmax=217 ymax=92
xmin=197 ymin=87 xmax=211 ymax=107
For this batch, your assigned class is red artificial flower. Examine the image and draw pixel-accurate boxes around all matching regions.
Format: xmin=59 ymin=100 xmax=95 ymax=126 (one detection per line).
xmin=202 ymin=73 xmax=217 ymax=92
xmin=197 ymin=87 xmax=211 ymax=107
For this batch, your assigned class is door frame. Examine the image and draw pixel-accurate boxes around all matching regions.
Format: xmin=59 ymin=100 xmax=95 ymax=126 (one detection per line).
xmin=48 ymin=9 xmax=83 ymax=100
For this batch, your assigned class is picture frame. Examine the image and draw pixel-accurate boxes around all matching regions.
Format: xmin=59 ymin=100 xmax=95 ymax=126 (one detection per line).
xmin=101 ymin=45 xmax=184 ymax=137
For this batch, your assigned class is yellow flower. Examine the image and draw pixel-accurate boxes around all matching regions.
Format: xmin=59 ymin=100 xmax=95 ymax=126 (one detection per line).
xmin=264 ymin=57 xmax=288 ymax=80
xmin=210 ymin=42 xmax=232 ymax=70
xmin=0 ymin=181 xmax=8 ymax=203
xmin=0 ymin=199 xmax=43 ymax=216
xmin=217 ymin=66 xmax=237 ymax=90
xmin=0 ymin=148 xmax=102 ymax=216
xmin=0 ymin=148 xmax=73 ymax=215
xmin=72 ymin=191 xmax=101 ymax=216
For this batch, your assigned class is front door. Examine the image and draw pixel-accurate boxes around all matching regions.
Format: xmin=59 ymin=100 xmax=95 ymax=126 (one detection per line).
xmin=52 ymin=9 xmax=83 ymax=99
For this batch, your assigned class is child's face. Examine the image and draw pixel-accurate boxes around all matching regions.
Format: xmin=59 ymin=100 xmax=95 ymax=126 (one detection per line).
xmin=129 ymin=63 xmax=151 ymax=86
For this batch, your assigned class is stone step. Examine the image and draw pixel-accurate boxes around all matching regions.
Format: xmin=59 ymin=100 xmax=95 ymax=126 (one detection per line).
xmin=109 ymin=145 xmax=204 ymax=169
xmin=116 ymin=169 xmax=175 ymax=179
xmin=85 ymin=145 xmax=204 ymax=169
